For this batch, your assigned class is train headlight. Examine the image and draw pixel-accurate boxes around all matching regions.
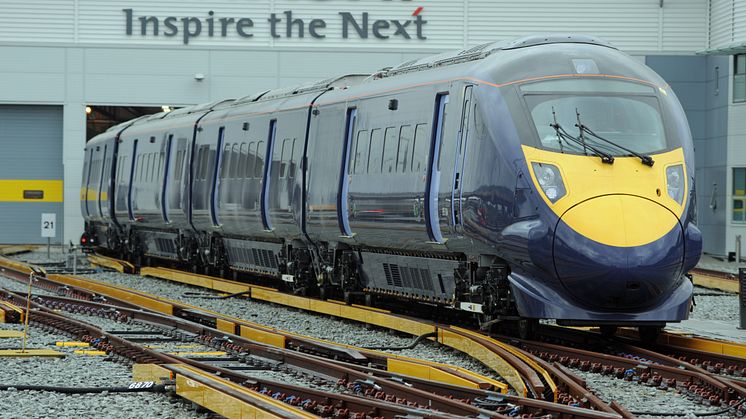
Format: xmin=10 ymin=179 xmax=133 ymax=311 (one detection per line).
xmin=531 ymin=162 xmax=566 ymax=203
xmin=666 ymin=164 xmax=684 ymax=204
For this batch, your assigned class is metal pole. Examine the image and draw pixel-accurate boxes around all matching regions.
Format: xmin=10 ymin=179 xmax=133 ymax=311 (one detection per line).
xmin=737 ymin=235 xmax=742 ymax=264
xmin=73 ymin=250 xmax=77 ymax=275
xmin=46 ymin=237 xmax=50 ymax=260
xmin=21 ymin=272 xmax=33 ymax=353
xmin=740 ymin=268 xmax=746 ymax=330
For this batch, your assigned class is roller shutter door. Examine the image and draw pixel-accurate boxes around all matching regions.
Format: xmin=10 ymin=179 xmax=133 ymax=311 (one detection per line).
xmin=0 ymin=105 xmax=63 ymax=244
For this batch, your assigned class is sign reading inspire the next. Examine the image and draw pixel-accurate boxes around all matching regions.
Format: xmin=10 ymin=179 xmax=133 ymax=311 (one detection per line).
xmin=123 ymin=8 xmax=428 ymax=44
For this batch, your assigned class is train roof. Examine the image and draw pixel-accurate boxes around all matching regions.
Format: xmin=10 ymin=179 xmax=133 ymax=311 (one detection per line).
xmin=91 ymin=33 xmax=617 ymax=145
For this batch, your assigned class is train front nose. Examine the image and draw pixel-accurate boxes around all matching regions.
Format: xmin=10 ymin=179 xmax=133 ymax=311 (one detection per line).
xmin=552 ymin=194 xmax=685 ymax=310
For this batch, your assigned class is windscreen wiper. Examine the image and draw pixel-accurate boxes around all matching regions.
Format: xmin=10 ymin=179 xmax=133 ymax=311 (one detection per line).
xmin=550 ymin=109 xmax=614 ymax=164
xmin=575 ymin=110 xmax=655 ymax=167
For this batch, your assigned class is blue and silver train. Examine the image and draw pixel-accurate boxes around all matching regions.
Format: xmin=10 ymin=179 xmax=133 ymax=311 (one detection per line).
xmin=80 ymin=34 xmax=702 ymax=337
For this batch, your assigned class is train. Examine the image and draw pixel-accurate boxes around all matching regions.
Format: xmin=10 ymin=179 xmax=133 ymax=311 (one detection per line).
xmin=80 ymin=34 xmax=702 ymax=339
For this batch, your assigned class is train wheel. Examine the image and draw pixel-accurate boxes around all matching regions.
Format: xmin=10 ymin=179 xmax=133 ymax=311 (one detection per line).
xmin=599 ymin=325 xmax=618 ymax=338
xmin=638 ymin=326 xmax=661 ymax=343
xmin=364 ymin=293 xmax=375 ymax=307
xmin=517 ymin=318 xmax=539 ymax=340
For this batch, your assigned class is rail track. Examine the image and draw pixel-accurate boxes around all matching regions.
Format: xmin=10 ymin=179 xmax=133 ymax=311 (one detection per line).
xmin=4 ymin=251 xmax=745 ymax=417
xmin=0 ymin=255 xmax=627 ymax=419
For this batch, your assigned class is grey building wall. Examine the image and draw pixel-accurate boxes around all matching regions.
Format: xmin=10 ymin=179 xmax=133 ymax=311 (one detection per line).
xmin=645 ymin=55 xmax=729 ymax=255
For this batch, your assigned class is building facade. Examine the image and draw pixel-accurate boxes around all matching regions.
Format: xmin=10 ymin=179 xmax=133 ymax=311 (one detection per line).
xmin=0 ymin=0 xmax=744 ymax=256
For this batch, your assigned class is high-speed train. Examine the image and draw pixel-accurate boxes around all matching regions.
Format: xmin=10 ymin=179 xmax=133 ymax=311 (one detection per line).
xmin=80 ymin=34 xmax=702 ymax=338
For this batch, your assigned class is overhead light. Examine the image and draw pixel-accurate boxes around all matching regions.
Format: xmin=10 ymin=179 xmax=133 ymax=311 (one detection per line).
xmin=85 ymin=106 xmax=92 ymax=114
xmin=162 ymin=106 xmax=172 ymax=112
xmin=194 ymin=73 xmax=205 ymax=81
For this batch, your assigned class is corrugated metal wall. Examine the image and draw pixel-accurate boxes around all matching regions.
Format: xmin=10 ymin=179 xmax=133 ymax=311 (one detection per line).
xmin=0 ymin=105 xmax=64 ymax=244
xmin=0 ymin=0 xmax=711 ymax=53
xmin=709 ymin=0 xmax=746 ymax=50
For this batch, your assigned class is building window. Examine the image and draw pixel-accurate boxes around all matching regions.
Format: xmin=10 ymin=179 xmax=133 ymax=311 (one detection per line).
xmin=734 ymin=168 xmax=746 ymax=222
xmin=735 ymin=54 xmax=746 ymax=103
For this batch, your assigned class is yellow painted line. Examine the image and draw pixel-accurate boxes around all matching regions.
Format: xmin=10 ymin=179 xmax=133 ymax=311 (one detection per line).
xmin=0 ymin=256 xmax=36 ymax=275
xmin=387 ymin=358 xmax=508 ymax=392
xmin=690 ymin=271 xmax=739 ymax=294
xmin=658 ymin=332 xmax=746 ymax=359
xmin=0 ymin=330 xmax=24 ymax=338
xmin=0 ymin=179 xmax=63 ymax=202
xmin=450 ymin=326 xmax=557 ymax=401
xmin=170 ymin=364 xmax=317 ymax=419
xmin=0 ymin=349 xmax=65 ymax=357
xmin=166 ymin=351 xmax=227 ymax=356
xmin=438 ymin=328 xmax=527 ymax=397
xmin=138 ymin=265 xmax=516 ymax=392
xmin=0 ymin=245 xmax=38 ymax=256
xmin=216 ymin=318 xmax=236 ymax=334
xmin=73 ymin=350 xmax=108 ymax=356
xmin=239 ymin=325 xmax=286 ymax=348
xmin=132 ymin=363 xmax=174 ymax=383
xmin=47 ymin=274 xmax=174 ymax=315
xmin=56 ymin=341 xmax=90 ymax=347
xmin=88 ymin=254 xmax=134 ymax=274
xmin=141 ymin=267 xmax=256 ymax=295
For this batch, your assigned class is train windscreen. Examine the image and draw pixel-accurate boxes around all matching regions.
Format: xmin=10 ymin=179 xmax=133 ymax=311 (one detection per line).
xmin=521 ymin=79 xmax=670 ymax=156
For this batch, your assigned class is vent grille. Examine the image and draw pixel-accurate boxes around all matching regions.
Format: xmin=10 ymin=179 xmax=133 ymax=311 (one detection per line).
xmin=383 ymin=263 xmax=431 ymax=290
xmin=227 ymin=244 xmax=277 ymax=270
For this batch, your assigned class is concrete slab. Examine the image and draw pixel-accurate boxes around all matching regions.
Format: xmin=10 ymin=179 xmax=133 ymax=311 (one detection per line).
xmin=0 ymin=349 xmax=65 ymax=357
xmin=697 ymin=254 xmax=746 ymax=275
xmin=668 ymin=318 xmax=746 ymax=344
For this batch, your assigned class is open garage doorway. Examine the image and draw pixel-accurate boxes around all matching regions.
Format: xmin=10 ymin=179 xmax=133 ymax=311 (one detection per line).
xmin=86 ymin=105 xmax=166 ymax=140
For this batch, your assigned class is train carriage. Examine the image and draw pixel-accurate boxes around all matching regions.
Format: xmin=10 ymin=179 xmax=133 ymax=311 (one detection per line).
xmin=81 ymin=34 xmax=702 ymax=337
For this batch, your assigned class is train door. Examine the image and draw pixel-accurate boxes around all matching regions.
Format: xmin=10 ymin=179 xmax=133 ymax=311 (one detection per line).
xmin=338 ymin=106 xmax=357 ymax=237
xmin=260 ymin=120 xmax=277 ymax=231
xmin=425 ymin=93 xmax=449 ymax=243
xmin=450 ymin=85 xmax=473 ymax=234
xmin=82 ymin=148 xmax=93 ymax=218
xmin=127 ymin=139 xmax=139 ymax=221
xmin=97 ymin=144 xmax=109 ymax=218
xmin=161 ymin=134 xmax=174 ymax=223
xmin=210 ymin=127 xmax=226 ymax=227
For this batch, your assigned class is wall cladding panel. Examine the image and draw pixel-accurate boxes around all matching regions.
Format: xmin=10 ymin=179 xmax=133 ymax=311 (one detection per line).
xmin=0 ymin=1 xmax=74 ymax=43
xmin=0 ymin=0 xmax=713 ymax=54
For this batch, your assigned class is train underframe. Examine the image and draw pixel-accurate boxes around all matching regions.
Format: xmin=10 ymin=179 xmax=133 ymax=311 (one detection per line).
xmin=87 ymin=222 xmax=661 ymax=340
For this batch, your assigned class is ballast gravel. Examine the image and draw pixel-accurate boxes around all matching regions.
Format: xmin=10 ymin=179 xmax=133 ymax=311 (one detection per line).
xmin=571 ymin=368 xmax=726 ymax=419
xmin=0 ymin=322 xmax=212 ymax=419
xmin=61 ymin=268 xmax=503 ymax=380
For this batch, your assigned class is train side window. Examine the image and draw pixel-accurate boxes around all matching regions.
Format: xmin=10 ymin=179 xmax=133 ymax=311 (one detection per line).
xmin=353 ymin=130 xmax=368 ymax=175
xmin=412 ymin=123 xmax=430 ymax=173
xmin=279 ymin=138 xmax=289 ymax=178
xmin=230 ymin=143 xmax=240 ymax=178
xmin=220 ymin=144 xmax=230 ymax=179
xmin=382 ymin=127 xmax=397 ymax=174
xmin=246 ymin=142 xmax=256 ymax=178
xmin=239 ymin=143 xmax=248 ymax=177
xmin=157 ymin=152 xmax=164 ymax=183
xmin=197 ymin=145 xmax=208 ymax=180
xmin=151 ymin=153 xmax=156 ymax=182
xmin=368 ymin=129 xmax=383 ymax=174
xmin=397 ymin=125 xmax=413 ymax=173
xmin=288 ymin=138 xmax=296 ymax=179
xmin=174 ymin=150 xmax=183 ymax=181
xmin=255 ymin=141 xmax=264 ymax=178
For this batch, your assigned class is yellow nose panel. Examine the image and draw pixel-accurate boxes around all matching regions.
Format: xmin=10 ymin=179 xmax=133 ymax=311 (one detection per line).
xmin=561 ymin=195 xmax=678 ymax=247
